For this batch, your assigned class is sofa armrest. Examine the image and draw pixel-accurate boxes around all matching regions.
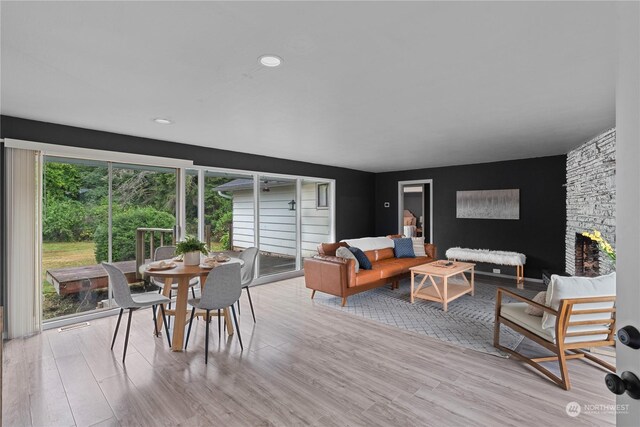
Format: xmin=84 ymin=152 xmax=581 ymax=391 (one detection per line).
xmin=424 ymin=243 xmax=437 ymax=259
xmin=303 ymin=256 xmax=355 ymax=297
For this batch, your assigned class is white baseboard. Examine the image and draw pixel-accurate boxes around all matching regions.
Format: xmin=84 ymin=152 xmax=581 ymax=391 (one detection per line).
xmin=474 ymin=269 xmax=543 ymax=284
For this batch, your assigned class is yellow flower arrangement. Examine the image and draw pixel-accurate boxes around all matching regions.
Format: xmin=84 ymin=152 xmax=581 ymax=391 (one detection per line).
xmin=582 ymin=230 xmax=616 ymax=262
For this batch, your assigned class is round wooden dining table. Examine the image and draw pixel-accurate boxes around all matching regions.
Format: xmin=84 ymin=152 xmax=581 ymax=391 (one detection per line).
xmin=140 ymin=258 xmax=244 ymax=351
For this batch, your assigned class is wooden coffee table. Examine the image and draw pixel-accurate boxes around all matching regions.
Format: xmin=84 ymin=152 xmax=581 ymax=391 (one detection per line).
xmin=410 ymin=261 xmax=475 ymax=311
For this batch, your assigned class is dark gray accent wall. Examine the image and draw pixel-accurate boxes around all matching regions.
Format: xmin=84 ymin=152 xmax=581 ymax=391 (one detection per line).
xmin=0 ymin=141 xmax=5 ymax=329
xmin=376 ymin=156 xmax=567 ymax=279
xmin=0 ymin=115 xmax=376 ymax=241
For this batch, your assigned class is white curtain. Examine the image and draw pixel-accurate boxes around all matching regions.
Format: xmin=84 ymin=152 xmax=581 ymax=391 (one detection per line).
xmin=5 ymin=148 xmax=42 ymax=338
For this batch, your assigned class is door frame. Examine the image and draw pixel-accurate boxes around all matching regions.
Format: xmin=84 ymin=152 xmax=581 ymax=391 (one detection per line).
xmin=398 ymin=179 xmax=433 ymax=244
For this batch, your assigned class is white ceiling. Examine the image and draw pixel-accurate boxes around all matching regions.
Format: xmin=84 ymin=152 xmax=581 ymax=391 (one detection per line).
xmin=1 ymin=1 xmax=616 ymax=173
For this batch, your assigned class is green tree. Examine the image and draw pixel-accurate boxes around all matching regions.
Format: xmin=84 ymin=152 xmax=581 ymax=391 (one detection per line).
xmin=44 ymin=162 xmax=82 ymax=200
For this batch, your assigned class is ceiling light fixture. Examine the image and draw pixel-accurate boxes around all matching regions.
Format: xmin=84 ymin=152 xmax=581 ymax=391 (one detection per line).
xmin=153 ymin=118 xmax=173 ymax=125
xmin=259 ymin=54 xmax=283 ymax=67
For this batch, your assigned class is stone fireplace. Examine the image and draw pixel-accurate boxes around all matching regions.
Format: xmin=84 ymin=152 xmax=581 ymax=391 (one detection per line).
xmin=565 ymin=128 xmax=616 ymax=276
xmin=574 ymin=233 xmax=600 ymax=277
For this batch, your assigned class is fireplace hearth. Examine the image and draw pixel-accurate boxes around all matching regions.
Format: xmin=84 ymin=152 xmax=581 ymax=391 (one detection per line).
xmin=575 ymin=233 xmax=600 ymax=277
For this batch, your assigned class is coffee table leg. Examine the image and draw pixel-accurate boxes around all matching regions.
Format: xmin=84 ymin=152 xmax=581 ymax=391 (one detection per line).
xmin=410 ymin=271 xmax=415 ymax=303
xmin=443 ymin=276 xmax=448 ymax=312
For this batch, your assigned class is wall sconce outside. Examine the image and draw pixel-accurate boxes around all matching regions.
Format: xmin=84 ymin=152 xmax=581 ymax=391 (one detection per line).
xmin=288 ymin=200 xmax=296 ymax=211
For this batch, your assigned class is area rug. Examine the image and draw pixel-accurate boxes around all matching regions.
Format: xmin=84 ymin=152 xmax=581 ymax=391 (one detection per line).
xmin=313 ymin=276 xmax=539 ymax=357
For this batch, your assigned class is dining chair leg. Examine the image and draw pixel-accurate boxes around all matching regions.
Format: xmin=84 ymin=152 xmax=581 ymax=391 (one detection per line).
xmin=218 ymin=309 xmax=221 ymax=339
xmin=191 ymin=286 xmax=196 ymax=299
xmin=122 ymin=308 xmax=134 ymax=363
xmin=151 ymin=305 xmax=159 ymax=337
xmin=205 ymin=309 xmax=210 ymax=364
xmin=230 ymin=305 xmax=243 ymax=350
xmin=237 ymin=300 xmax=241 ymax=316
xmin=184 ymin=307 xmax=196 ymax=350
xmin=111 ymin=308 xmax=124 ymax=350
xmin=167 ymin=290 xmax=173 ymax=329
xmin=159 ymin=304 xmax=172 ymax=348
xmin=246 ymin=287 xmax=256 ymax=323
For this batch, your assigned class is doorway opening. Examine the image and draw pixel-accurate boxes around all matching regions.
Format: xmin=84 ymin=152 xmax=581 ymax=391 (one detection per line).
xmin=398 ymin=179 xmax=433 ymax=243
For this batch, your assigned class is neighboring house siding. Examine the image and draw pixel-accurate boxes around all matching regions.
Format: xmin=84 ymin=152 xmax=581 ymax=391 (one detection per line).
xmin=231 ymin=183 xmax=330 ymax=258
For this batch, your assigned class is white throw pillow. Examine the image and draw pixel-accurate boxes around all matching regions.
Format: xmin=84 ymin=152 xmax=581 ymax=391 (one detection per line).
xmin=412 ymin=237 xmax=427 ymax=257
xmin=336 ymin=246 xmax=359 ymax=273
xmin=525 ymin=291 xmax=546 ymax=317
xmin=541 ymin=273 xmax=616 ymax=330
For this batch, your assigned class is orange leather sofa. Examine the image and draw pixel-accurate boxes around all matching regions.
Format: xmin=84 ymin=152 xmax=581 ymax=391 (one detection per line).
xmin=304 ymin=237 xmax=437 ymax=306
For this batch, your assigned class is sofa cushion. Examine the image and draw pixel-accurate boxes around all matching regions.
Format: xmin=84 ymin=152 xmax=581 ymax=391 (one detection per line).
xmin=318 ymin=242 xmax=348 ymax=256
xmin=373 ymin=259 xmax=405 ymax=279
xmin=541 ymin=273 xmax=616 ymax=330
xmin=393 ymin=257 xmax=431 ymax=271
xmin=393 ymin=238 xmax=416 ymax=258
xmin=336 ymin=246 xmax=359 ymax=273
xmin=501 ymin=302 xmax=609 ymax=344
xmin=348 ymin=247 xmax=372 ymax=270
xmin=354 ymin=269 xmax=382 ymax=286
xmin=375 ymin=248 xmax=396 ymax=261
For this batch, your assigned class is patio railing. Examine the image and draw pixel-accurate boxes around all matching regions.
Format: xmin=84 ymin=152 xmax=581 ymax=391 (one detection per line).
xmin=135 ymin=227 xmax=175 ymax=279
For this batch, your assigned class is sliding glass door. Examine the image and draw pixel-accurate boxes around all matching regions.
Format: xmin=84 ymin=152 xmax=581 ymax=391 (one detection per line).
xmin=42 ymin=157 xmax=109 ymax=320
xmin=110 ymin=163 xmax=178 ymax=296
xmin=204 ymin=171 xmax=254 ymax=253
xmin=258 ymin=176 xmax=298 ymax=276
xmin=42 ymin=158 xmax=179 ymax=321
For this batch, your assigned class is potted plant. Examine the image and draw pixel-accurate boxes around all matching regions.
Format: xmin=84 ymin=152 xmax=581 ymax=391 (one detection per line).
xmin=176 ymin=235 xmax=208 ymax=266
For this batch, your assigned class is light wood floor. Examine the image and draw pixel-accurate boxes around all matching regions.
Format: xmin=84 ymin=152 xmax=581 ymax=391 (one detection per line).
xmin=3 ymin=276 xmax=615 ymax=426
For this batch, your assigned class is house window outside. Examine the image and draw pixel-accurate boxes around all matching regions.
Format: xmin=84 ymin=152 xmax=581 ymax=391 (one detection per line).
xmin=317 ymin=183 xmax=329 ymax=209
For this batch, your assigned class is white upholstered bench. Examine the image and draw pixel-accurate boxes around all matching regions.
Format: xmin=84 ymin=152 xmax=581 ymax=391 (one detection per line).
xmin=445 ymin=247 xmax=526 ymax=287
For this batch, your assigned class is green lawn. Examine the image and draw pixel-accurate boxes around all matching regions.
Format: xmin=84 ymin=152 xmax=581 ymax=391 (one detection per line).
xmin=42 ymin=241 xmax=98 ymax=319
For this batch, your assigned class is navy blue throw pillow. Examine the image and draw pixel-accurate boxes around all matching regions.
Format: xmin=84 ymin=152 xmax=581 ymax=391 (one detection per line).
xmin=393 ymin=238 xmax=416 ymax=258
xmin=348 ymin=247 xmax=372 ymax=270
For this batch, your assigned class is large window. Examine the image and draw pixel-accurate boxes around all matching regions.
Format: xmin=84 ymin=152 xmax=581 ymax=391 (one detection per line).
xmin=38 ymin=148 xmax=333 ymax=323
xmin=302 ymin=179 xmax=332 ymax=261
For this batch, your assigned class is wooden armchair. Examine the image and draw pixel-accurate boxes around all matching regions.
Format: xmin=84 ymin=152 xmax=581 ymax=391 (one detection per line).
xmin=494 ymin=287 xmax=616 ymax=390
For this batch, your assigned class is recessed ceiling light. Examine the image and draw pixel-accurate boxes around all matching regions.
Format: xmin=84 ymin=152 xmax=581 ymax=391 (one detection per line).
xmin=153 ymin=118 xmax=172 ymax=125
xmin=259 ymin=54 xmax=283 ymax=67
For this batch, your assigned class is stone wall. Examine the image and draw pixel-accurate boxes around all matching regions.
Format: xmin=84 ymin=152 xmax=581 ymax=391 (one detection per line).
xmin=565 ymin=128 xmax=616 ymax=275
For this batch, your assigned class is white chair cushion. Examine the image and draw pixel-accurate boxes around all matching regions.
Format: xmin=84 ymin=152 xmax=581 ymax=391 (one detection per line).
xmin=501 ymin=303 xmax=610 ymax=344
xmin=541 ymin=273 xmax=616 ymax=330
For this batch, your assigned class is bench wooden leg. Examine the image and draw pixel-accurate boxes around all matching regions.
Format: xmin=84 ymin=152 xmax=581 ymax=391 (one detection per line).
xmin=341 ymin=297 xmax=347 ymax=307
